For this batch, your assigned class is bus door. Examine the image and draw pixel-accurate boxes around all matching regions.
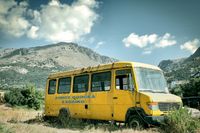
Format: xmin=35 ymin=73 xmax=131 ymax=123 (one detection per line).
xmin=112 ymin=69 xmax=136 ymax=121
xmin=89 ymin=71 xmax=113 ymax=120
xmin=45 ymin=78 xmax=57 ymax=116
xmin=70 ymin=74 xmax=89 ymax=118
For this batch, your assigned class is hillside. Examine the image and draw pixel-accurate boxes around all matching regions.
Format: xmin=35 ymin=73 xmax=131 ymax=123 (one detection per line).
xmin=0 ymin=42 xmax=117 ymax=88
xmin=158 ymin=47 xmax=200 ymax=83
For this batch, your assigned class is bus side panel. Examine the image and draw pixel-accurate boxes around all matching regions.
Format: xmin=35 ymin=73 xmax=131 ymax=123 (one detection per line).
xmin=89 ymin=91 xmax=112 ymax=120
xmin=113 ymin=90 xmax=136 ymax=121
xmin=68 ymin=92 xmax=89 ymax=119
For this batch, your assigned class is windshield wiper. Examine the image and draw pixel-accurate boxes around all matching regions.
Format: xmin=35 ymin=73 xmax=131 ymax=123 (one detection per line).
xmin=140 ymin=89 xmax=167 ymax=93
xmin=153 ymin=91 xmax=168 ymax=93
xmin=140 ymin=89 xmax=156 ymax=93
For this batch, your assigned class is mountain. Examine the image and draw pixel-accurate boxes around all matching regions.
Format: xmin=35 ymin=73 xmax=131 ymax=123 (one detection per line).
xmin=188 ymin=47 xmax=200 ymax=60
xmin=158 ymin=47 xmax=200 ymax=83
xmin=0 ymin=42 xmax=117 ymax=88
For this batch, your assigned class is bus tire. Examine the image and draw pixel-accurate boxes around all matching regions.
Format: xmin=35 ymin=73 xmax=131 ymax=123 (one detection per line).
xmin=58 ymin=108 xmax=70 ymax=127
xmin=128 ymin=115 xmax=144 ymax=129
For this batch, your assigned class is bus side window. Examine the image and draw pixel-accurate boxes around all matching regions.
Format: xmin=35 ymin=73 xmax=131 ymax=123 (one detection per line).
xmin=73 ymin=75 xmax=89 ymax=93
xmin=58 ymin=77 xmax=71 ymax=94
xmin=115 ymin=69 xmax=132 ymax=90
xmin=91 ymin=71 xmax=111 ymax=92
xmin=48 ymin=79 xmax=56 ymax=94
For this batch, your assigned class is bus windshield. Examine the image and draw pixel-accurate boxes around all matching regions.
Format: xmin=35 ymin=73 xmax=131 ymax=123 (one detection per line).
xmin=134 ymin=67 xmax=168 ymax=93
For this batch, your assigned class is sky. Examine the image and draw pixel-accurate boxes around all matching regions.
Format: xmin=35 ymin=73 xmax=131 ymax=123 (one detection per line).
xmin=0 ymin=0 xmax=200 ymax=65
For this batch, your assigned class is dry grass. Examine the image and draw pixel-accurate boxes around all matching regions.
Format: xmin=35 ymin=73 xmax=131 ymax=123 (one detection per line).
xmin=0 ymin=104 xmax=159 ymax=133
xmin=0 ymin=104 xmax=41 ymax=122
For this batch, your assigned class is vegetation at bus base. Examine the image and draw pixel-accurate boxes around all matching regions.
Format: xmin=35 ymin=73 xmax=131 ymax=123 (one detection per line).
xmin=161 ymin=107 xmax=200 ymax=133
xmin=44 ymin=115 xmax=143 ymax=132
xmin=170 ymin=77 xmax=200 ymax=97
xmin=4 ymin=84 xmax=44 ymax=110
xmin=44 ymin=107 xmax=200 ymax=133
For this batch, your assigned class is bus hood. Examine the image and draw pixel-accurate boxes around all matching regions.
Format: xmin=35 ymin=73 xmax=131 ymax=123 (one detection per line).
xmin=141 ymin=92 xmax=182 ymax=103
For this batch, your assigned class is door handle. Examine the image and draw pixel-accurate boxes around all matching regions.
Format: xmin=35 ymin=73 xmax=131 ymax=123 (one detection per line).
xmin=85 ymin=104 xmax=88 ymax=109
xmin=113 ymin=97 xmax=118 ymax=99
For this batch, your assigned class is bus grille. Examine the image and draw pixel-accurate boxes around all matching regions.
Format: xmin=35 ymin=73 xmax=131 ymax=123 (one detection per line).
xmin=158 ymin=102 xmax=180 ymax=111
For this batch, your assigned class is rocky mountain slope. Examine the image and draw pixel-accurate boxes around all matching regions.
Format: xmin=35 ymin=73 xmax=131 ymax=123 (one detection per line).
xmin=0 ymin=42 xmax=117 ymax=88
xmin=158 ymin=47 xmax=200 ymax=83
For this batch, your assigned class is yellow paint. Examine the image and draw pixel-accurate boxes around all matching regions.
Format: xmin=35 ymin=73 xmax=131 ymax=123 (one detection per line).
xmin=44 ymin=61 xmax=182 ymax=122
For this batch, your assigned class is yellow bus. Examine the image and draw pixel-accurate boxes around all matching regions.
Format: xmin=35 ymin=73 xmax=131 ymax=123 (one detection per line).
xmin=44 ymin=61 xmax=182 ymax=127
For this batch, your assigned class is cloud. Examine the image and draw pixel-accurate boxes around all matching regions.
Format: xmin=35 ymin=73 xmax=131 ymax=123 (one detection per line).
xmin=142 ymin=50 xmax=152 ymax=55
xmin=94 ymin=41 xmax=105 ymax=51
xmin=88 ymin=37 xmax=96 ymax=44
xmin=0 ymin=0 xmax=98 ymax=42
xmin=122 ymin=33 xmax=177 ymax=54
xmin=30 ymin=0 xmax=98 ymax=42
xmin=180 ymin=39 xmax=200 ymax=53
xmin=0 ymin=0 xmax=30 ymax=37
xmin=27 ymin=26 xmax=39 ymax=39
xmin=155 ymin=33 xmax=176 ymax=48
xmin=123 ymin=33 xmax=176 ymax=48
xmin=122 ymin=33 xmax=158 ymax=48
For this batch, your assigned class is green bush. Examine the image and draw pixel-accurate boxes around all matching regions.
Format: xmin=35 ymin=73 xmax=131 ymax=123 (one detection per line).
xmin=170 ymin=78 xmax=200 ymax=97
xmin=161 ymin=107 xmax=200 ymax=133
xmin=4 ymin=84 xmax=43 ymax=110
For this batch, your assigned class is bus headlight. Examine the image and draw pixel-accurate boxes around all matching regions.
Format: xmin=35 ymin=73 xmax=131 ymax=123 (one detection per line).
xmin=147 ymin=102 xmax=159 ymax=110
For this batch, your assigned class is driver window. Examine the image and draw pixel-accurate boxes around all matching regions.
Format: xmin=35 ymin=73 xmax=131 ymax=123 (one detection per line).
xmin=115 ymin=69 xmax=132 ymax=90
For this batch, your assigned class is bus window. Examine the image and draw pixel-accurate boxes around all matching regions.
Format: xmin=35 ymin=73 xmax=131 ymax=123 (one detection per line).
xmin=58 ymin=77 xmax=71 ymax=94
xmin=115 ymin=69 xmax=132 ymax=90
xmin=91 ymin=71 xmax=111 ymax=92
xmin=73 ymin=75 xmax=89 ymax=93
xmin=48 ymin=79 xmax=56 ymax=94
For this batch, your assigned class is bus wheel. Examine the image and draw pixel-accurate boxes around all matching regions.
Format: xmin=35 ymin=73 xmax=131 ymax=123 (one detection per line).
xmin=58 ymin=109 xmax=70 ymax=127
xmin=128 ymin=115 xmax=144 ymax=129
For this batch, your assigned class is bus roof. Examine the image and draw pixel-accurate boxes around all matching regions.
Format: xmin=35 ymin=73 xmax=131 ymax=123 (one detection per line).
xmin=48 ymin=61 xmax=161 ymax=79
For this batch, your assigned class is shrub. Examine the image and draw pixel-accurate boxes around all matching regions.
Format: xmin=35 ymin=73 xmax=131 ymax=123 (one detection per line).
xmin=4 ymin=89 xmax=24 ymax=106
xmin=170 ymin=78 xmax=200 ymax=97
xmin=161 ymin=107 xmax=200 ymax=133
xmin=4 ymin=84 xmax=43 ymax=110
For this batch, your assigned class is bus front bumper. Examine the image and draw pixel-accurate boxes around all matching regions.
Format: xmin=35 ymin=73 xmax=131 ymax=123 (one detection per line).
xmin=144 ymin=116 xmax=164 ymax=126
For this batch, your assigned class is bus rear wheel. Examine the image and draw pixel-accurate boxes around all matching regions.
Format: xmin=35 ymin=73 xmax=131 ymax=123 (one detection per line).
xmin=58 ymin=109 xmax=70 ymax=127
xmin=128 ymin=115 xmax=144 ymax=129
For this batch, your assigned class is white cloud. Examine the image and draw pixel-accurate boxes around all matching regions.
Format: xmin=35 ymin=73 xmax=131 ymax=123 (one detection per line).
xmin=0 ymin=0 xmax=98 ymax=42
xmin=0 ymin=0 xmax=30 ymax=37
xmin=88 ymin=37 xmax=96 ymax=44
xmin=155 ymin=33 xmax=176 ymax=48
xmin=180 ymin=39 xmax=200 ymax=53
xmin=122 ymin=33 xmax=157 ymax=48
xmin=122 ymin=33 xmax=177 ymax=54
xmin=27 ymin=26 xmax=39 ymax=39
xmin=28 ymin=0 xmax=98 ymax=42
xmin=123 ymin=33 xmax=176 ymax=48
xmin=142 ymin=50 xmax=152 ymax=55
xmin=94 ymin=41 xmax=104 ymax=51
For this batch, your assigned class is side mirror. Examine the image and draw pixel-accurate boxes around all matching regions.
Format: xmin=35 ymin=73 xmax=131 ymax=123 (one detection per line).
xmin=128 ymin=73 xmax=134 ymax=93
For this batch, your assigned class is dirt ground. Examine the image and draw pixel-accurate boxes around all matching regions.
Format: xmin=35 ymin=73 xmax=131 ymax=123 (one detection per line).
xmin=0 ymin=104 xmax=159 ymax=133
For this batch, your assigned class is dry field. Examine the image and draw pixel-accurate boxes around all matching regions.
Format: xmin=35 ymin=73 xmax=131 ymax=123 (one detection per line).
xmin=0 ymin=104 xmax=159 ymax=133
